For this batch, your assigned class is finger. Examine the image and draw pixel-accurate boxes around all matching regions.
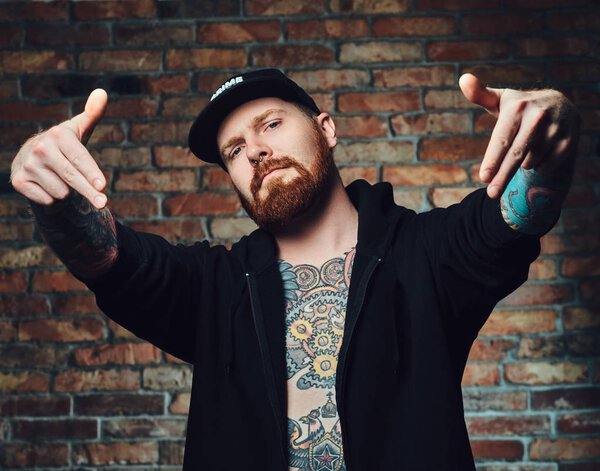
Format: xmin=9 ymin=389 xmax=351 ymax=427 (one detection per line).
xmin=479 ymin=105 xmax=522 ymax=183
xmin=56 ymin=131 xmax=106 ymax=191
xmin=459 ymin=73 xmax=504 ymax=117
xmin=64 ymin=89 xmax=108 ymax=145
xmin=18 ymin=180 xmax=55 ymax=206
xmin=486 ymin=114 xmax=544 ymax=199
xmin=27 ymin=165 xmax=71 ymax=200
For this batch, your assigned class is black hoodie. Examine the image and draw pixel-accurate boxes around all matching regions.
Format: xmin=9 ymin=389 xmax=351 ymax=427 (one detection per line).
xmin=85 ymin=180 xmax=540 ymax=470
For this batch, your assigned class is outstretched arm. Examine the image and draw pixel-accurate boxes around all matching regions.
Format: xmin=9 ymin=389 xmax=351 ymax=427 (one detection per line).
xmin=459 ymin=74 xmax=581 ymax=235
xmin=11 ymin=89 xmax=118 ymax=278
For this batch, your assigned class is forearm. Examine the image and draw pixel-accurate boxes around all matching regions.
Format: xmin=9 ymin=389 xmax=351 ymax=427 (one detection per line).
xmin=500 ymin=158 xmax=574 ymax=235
xmin=30 ymin=191 xmax=118 ymax=279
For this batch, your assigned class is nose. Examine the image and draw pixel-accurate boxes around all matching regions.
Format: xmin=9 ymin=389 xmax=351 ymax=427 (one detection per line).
xmin=246 ymin=137 xmax=272 ymax=167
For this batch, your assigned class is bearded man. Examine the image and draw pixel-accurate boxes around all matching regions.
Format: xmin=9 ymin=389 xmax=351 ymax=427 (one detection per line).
xmin=10 ymin=69 xmax=580 ymax=471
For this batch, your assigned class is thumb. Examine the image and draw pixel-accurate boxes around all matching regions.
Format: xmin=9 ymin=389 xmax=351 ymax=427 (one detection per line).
xmin=459 ymin=73 xmax=503 ymax=117
xmin=66 ymin=88 xmax=108 ymax=144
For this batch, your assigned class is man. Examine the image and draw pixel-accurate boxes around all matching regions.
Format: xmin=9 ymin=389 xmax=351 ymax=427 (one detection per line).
xmin=10 ymin=68 xmax=580 ymax=470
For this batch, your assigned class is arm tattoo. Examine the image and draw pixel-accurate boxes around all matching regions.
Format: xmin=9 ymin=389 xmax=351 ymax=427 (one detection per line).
xmin=500 ymin=166 xmax=572 ymax=235
xmin=30 ymin=191 xmax=118 ymax=279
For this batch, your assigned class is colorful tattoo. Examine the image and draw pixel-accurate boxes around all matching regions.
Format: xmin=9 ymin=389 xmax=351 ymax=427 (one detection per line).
xmin=279 ymin=248 xmax=355 ymax=471
xmin=500 ymin=167 xmax=570 ymax=235
xmin=30 ymin=191 xmax=118 ymax=279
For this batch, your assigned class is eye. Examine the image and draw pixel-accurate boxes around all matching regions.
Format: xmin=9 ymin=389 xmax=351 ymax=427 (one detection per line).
xmin=229 ymin=146 xmax=243 ymax=160
xmin=266 ymin=120 xmax=280 ymax=130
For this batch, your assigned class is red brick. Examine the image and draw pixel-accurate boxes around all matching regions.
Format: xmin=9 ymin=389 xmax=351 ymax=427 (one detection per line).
xmin=55 ymin=369 xmax=140 ymax=392
xmin=129 ymin=219 xmax=206 ymax=244
xmin=0 ymin=1 xmax=69 ymax=20
xmin=330 ymin=0 xmax=409 ymax=12
xmin=87 ymin=123 xmax=126 ymax=145
xmin=468 ymin=338 xmax=516 ymax=361
xmin=480 ymin=309 xmax=557 ymax=335
xmin=252 ymin=45 xmax=334 ymax=67
xmin=335 ymin=140 xmax=413 ymax=164
xmin=466 ymin=415 xmax=550 ymax=436
xmin=13 ymin=419 xmax=97 ymax=440
xmin=461 ymin=363 xmax=500 ymax=386
xmin=0 ymin=25 xmax=23 ymax=47
xmin=0 ymin=78 xmax=18 ymax=98
xmin=419 ymin=136 xmax=488 ymax=161
xmin=204 ymin=166 xmax=234 ymax=190
xmin=339 ymin=91 xmax=420 ymax=113
xmin=373 ymin=66 xmax=455 ymax=88
xmin=130 ymin=121 xmax=189 ymax=143
xmin=416 ymin=0 xmax=500 ymax=8
xmin=541 ymin=234 xmax=600 ymax=255
xmin=32 ymin=271 xmax=87 ymax=293
xmin=462 ymin=63 xmax=546 ymax=85
xmin=74 ymin=393 xmax=164 ymax=416
xmin=210 ymin=218 xmax=258 ymax=241
xmin=462 ymin=13 xmax=543 ymax=35
xmin=528 ymin=258 xmax=557 ymax=280
xmin=0 ymin=51 xmax=72 ymax=73
xmin=196 ymin=71 xmax=239 ymax=94
xmin=114 ymin=24 xmax=193 ymax=45
xmin=424 ymin=90 xmax=479 ymax=110
xmin=552 ymin=61 xmax=600 ymax=83
xmin=517 ymin=335 xmax=564 ymax=359
xmin=115 ymin=169 xmax=198 ymax=192
xmin=0 ymin=101 xmax=68 ymax=122
xmin=143 ymin=74 xmax=191 ymax=95
xmin=163 ymin=192 xmax=241 ymax=216
xmin=80 ymin=50 xmax=161 ymax=72
xmin=0 ymin=320 xmax=16 ymax=342
xmin=166 ymin=48 xmax=247 ymax=69
xmin=0 ymin=395 xmax=70 ymax=416
xmin=169 ymin=392 xmax=191 ymax=414
xmin=0 ymin=246 xmax=59 ymax=269
xmin=340 ymin=41 xmax=421 ymax=63
xmin=0 ymin=444 xmax=68 ymax=468
xmin=463 ymin=390 xmax=528 ymax=412
xmin=161 ymin=96 xmax=208 ymax=118
xmin=562 ymin=208 xmax=600 ymax=232
xmin=92 ymin=147 xmax=151 ymax=169
xmin=74 ymin=343 xmax=161 ymax=366
xmin=0 ymin=344 xmax=69 ymax=368
xmin=384 ymin=164 xmax=467 ymax=186
xmin=0 ymin=221 xmax=34 ymax=241
xmin=28 ymin=23 xmax=110 ymax=47
xmin=246 ymin=0 xmax=325 ymax=15
xmin=392 ymin=112 xmax=470 ymax=135
xmin=499 ymin=284 xmax=574 ymax=307
xmin=530 ymin=438 xmax=600 ymax=460
xmin=287 ymin=19 xmax=368 ymax=40
xmin=533 ymin=387 xmax=600 ymax=410
xmin=428 ymin=40 xmax=508 ymax=61
xmin=110 ymin=195 xmax=159 ymax=218
xmin=561 ymin=256 xmax=600 ymax=277
xmin=563 ymin=185 xmax=598 ymax=208
xmin=338 ymin=166 xmax=378 ymax=186
xmin=506 ymin=361 xmax=588 ymax=385
xmin=198 ymin=21 xmax=280 ymax=43
xmin=0 ymin=271 xmax=27 ymax=292
xmin=74 ymin=0 xmax=155 ymax=19
xmin=288 ymin=69 xmax=370 ymax=91
xmin=103 ymin=418 xmax=186 ymax=438
xmin=101 ymin=97 xmax=158 ymax=119
xmin=515 ymin=38 xmax=592 ymax=58
xmin=393 ymin=188 xmax=424 ymax=209
xmin=551 ymin=12 xmax=600 ymax=32
xmin=0 ymin=296 xmax=49 ymax=317
xmin=428 ymin=187 xmax=480 ymax=208
xmin=143 ymin=366 xmax=193 ymax=390
xmin=19 ymin=318 xmax=104 ymax=342
xmin=333 ymin=116 xmax=388 ymax=138
xmin=563 ymin=307 xmax=600 ymax=331
xmin=0 ymin=371 xmax=49 ymax=393
xmin=557 ymin=412 xmax=600 ymax=434
xmin=581 ymin=279 xmax=600 ymax=306
xmin=373 ymin=16 xmax=455 ymax=36
xmin=470 ymin=440 xmax=524 ymax=460
xmin=73 ymin=442 xmax=159 ymax=465
xmin=160 ymin=440 xmax=186 ymax=465
xmin=155 ymin=146 xmax=205 ymax=168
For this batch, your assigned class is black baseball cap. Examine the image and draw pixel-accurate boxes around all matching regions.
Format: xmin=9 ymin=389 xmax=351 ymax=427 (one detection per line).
xmin=188 ymin=68 xmax=320 ymax=169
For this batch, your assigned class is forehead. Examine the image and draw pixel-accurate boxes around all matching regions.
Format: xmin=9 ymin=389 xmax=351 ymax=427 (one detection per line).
xmin=217 ymin=97 xmax=299 ymax=143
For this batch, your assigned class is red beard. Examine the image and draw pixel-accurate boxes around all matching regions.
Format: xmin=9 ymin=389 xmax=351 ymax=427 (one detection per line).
xmin=236 ymin=124 xmax=334 ymax=232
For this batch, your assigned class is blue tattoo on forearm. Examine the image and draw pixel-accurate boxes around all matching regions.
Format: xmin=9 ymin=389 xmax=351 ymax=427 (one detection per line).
xmin=500 ymin=167 xmax=570 ymax=235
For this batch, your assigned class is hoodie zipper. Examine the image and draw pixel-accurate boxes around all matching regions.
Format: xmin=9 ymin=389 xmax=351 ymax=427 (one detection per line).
xmin=337 ymin=255 xmax=381 ymax=471
xmin=245 ymin=272 xmax=287 ymax=468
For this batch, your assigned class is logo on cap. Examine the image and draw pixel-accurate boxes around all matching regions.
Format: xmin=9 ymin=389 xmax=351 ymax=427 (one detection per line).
xmin=211 ymin=76 xmax=244 ymax=101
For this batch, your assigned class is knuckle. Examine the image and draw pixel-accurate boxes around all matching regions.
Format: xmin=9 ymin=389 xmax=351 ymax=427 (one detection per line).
xmin=511 ymin=147 xmax=525 ymax=162
xmin=61 ymin=165 xmax=77 ymax=184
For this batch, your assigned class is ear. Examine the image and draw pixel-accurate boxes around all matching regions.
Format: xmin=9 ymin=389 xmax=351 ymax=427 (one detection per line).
xmin=316 ymin=112 xmax=337 ymax=149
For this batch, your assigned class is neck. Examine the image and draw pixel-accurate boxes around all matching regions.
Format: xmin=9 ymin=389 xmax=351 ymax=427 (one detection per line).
xmin=273 ymin=172 xmax=358 ymax=267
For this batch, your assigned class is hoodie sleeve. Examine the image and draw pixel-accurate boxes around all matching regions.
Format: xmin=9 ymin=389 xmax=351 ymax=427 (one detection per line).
xmin=81 ymin=221 xmax=211 ymax=363
xmin=422 ymin=188 xmax=541 ymax=353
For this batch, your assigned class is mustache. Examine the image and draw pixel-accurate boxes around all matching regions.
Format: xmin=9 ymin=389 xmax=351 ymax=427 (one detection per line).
xmin=250 ymin=157 xmax=304 ymax=197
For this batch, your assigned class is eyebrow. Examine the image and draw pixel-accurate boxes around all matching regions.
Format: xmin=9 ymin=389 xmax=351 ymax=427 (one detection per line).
xmin=220 ymin=108 xmax=286 ymax=158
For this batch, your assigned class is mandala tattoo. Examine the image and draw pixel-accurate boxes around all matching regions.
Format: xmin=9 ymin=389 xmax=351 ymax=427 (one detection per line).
xmin=280 ymin=248 xmax=355 ymax=471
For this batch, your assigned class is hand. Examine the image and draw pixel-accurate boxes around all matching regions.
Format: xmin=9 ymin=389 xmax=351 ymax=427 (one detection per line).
xmin=10 ymin=89 xmax=109 ymax=209
xmin=459 ymin=73 xmax=580 ymax=199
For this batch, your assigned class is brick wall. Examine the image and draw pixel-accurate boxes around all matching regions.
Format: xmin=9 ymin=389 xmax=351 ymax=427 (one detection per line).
xmin=0 ymin=0 xmax=599 ymax=469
